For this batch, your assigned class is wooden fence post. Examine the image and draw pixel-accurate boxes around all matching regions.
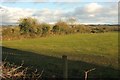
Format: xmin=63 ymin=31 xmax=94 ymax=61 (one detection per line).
xmin=62 ymin=55 xmax=68 ymax=80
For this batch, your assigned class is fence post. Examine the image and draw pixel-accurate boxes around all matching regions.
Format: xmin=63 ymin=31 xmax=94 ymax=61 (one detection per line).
xmin=62 ymin=55 xmax=68 ymax=80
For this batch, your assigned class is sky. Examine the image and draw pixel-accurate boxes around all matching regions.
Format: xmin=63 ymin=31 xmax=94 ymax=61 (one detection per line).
xmin=0 ymin=0 xmax=119 ymax=25
xmin=0 ymin=0 xmax=119 ymax=2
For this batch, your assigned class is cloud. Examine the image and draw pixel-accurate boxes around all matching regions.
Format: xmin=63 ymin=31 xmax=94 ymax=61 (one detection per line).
xmin=0 ymin=2 xmax=118 ymax=25
xmin=67 ymin=2 xmax=118 ymax=24
xmin=0 ymin=5 xmax=35 ymax=25
xmin=84 ymin=3 xmax=102 ymax=13
xmin=0 ymin=5 xmax=65 ymax=25
xmin=32 ymin=8 xmax=65 ymax=23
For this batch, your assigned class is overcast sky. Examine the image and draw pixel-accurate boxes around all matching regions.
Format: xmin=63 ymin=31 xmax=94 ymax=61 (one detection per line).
xmin=0 ymin=0 xmax=119 ymax=25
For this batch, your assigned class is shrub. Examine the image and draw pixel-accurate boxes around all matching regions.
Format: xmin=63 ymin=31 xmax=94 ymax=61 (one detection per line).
xmin=18 ymin=17 xmax=39 ymax=34
xmin=41 ymin=23 xmax=51 ymax=36
xmin=2 ymin=27 xmax=20 ymax=40
xmin=74 ymin=25 xmax=91 ymax=33
xmin=52 ymin=21 xmax=70 ymax=34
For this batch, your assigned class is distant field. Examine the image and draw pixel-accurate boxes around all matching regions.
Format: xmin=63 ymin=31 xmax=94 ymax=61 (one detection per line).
xmin=2 ymin=32 xmax=119 ymax=78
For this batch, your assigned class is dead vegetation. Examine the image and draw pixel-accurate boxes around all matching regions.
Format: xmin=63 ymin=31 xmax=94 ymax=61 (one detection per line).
xmin=0 ymin=61 xmax=44 ymax=80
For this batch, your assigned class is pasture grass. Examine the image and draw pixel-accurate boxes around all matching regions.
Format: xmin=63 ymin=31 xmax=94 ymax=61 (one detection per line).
xmin=2 ymin=32 xmax=119 ymax=78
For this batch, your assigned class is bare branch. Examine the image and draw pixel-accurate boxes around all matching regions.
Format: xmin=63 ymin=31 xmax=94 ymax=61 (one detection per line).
xmin=84 ymin=68 xmax=96 ymax=80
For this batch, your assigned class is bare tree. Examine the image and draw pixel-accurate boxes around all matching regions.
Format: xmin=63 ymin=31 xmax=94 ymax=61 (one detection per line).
xmin=67 ymin=17 xmax=77 ymax=28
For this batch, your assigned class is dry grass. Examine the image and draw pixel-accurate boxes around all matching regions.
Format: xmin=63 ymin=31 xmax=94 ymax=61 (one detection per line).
xmin=0 ymin=61 xmax=44 ymax=80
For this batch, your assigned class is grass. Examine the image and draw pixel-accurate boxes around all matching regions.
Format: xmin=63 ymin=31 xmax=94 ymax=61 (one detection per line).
xmin=2 ymin=32 xmax=119 ymax=78
xmin=3 ymin=32 xmax=118 ymax=67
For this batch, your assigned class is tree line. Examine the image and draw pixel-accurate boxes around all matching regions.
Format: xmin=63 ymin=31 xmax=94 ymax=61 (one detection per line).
xmin=2 ymin=17 xmax=119 ymax=40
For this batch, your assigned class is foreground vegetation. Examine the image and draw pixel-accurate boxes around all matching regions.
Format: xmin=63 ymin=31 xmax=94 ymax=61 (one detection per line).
xmin=1 ymin=61 xmax=43 ymax=80
xmin=2 ymin=32 xmax=119 ymax=79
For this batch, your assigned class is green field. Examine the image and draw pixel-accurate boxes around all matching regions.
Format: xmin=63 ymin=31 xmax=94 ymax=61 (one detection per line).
xmin=2 ymin=32 xmax=119 ymax=78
